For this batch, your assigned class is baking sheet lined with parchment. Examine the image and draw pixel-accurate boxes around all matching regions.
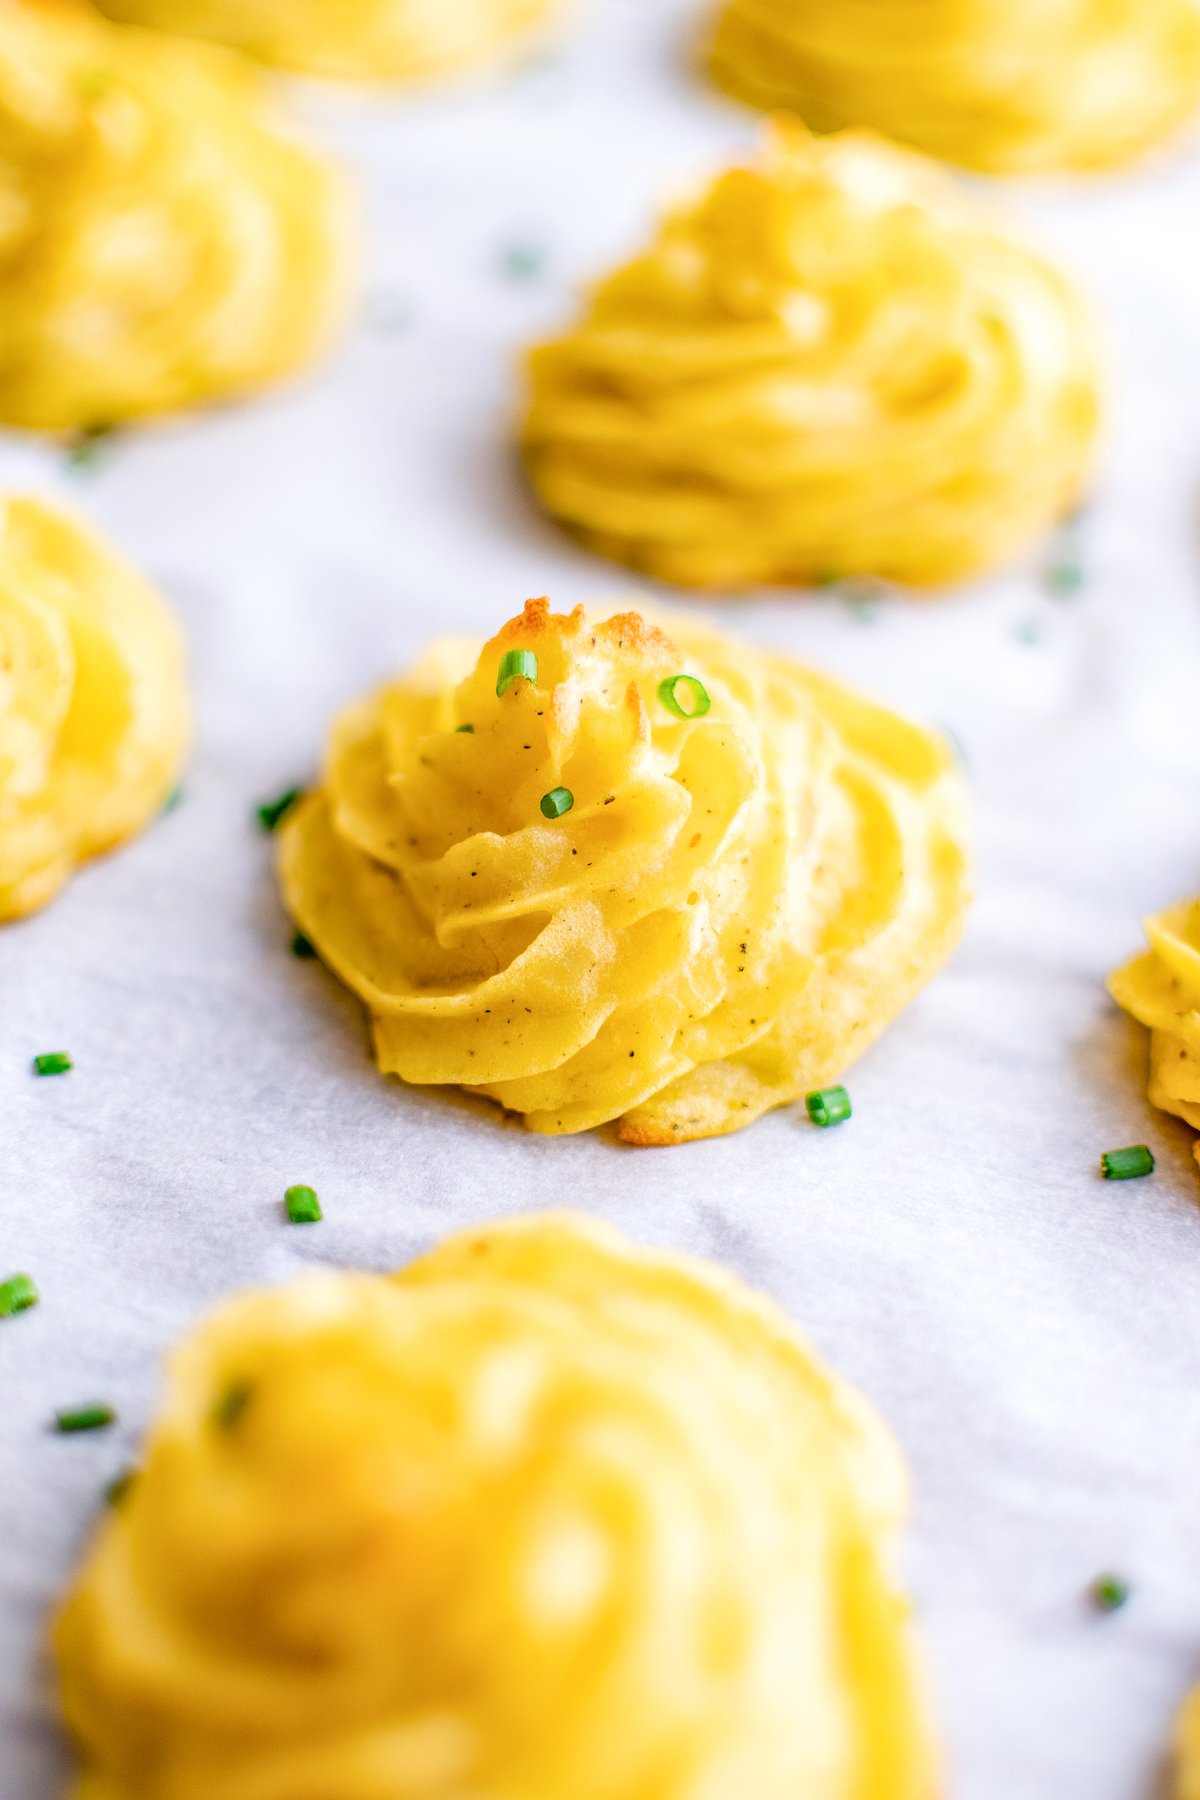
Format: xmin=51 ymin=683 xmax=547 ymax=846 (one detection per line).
xmin=4 ymin=3 xmax=1200 ymax=1795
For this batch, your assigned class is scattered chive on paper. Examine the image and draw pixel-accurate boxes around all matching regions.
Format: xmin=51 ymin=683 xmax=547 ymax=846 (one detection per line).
xmin=658 ymin=674 xmax=711 ymax=720
xmin=285 ymin=1184 xmax=322 ymax=1224
xmin=290 ymin=931 xmax=317 ymax=960
xmin=806 ymin=1085 xmax=852 ymax=1128
xmin=0 ymin=1273 xmax=38 ymax=1318
xmin=54 ymin=1403 xmax=116 ymax=1435
xmin=32 ymin=1051 xmax=72 ymax=1077
xmin=500 ymin=241 xmax=545 ymax=281
xmin=213 ymin=1380 xmax=252 ymax=1431
xmin=1046 ymin=560 xmax=1084 ymax=596
xmin=161 ymin=785 xmax=183 ymax=814
xmin=66 ymin=423 xmax=114 ymax=472
xmin=1090 ymin=1574 xmax=1130 ymax=1613
xmin=496 ymin=649 xmax=538 ymax=696
xmin=256 ymin=787 xmax=302 ymax=832
xmin=1100 ymin=1145 xmax=1154 ymax=1181
xmin=105 ymin=1468 xmax=137 ymax=1508
xmin=540 ymin=787 xmax=574 ymax=820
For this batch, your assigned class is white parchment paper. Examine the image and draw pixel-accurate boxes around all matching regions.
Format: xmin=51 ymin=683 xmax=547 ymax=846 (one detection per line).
xmin=3 ymin=4 xmax=1200 ymax=1794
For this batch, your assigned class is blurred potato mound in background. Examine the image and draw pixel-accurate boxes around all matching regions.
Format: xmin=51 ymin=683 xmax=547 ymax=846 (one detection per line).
xmin=56 ymin=1213 xmax=939 ymax=1800
xmin=707 ymin=0 xmax=1200 ymax=175
xmin=93 ymin=0 xmax=568 ymax=83
xmin=0 ymin=495 xmax=188 ymax=921
xmin=0 ymin=0 xmax=353 ymax=431
xmin=522 ymin=122 xmax=1101 ymax=592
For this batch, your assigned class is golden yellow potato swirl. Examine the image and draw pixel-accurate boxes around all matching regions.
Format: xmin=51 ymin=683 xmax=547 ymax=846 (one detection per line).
xmin=94 ymin=0 xmax=565 ymax=83
xmin=522 ymin=122 xmax=1101 ymax=592
xmin=1108 ymin=896 xmax=1200 ymax=1171
xmin=707 ymin=0 xmax=1200 ymax=175
xmin=278 ymin=596 xmax=969 ymax=1142
xmin=55 ymin=1212 xmax=938 ymax=1800
xmin=0 ymin=0 xmax=353 ymax=432
xmin=1176 ymin=1686 xmax=1200 ymax=1798
xmin=0 ymin=495 xmax=188 ymax=921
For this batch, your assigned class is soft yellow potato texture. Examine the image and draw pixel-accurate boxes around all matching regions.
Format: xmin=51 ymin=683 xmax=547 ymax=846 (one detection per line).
xmin=278 ymin=596 xmax=969 ymax=1142
xmin=522 ymin=123 xmax=1101 ymax=592
xmin=0 ymin=495 xmax=188 ymax=921
xmin=1109 ymin=896 xmax=1200 ymax=1170
xmin=94 ymin=0 xmax=565 ymax=82
xmin=0 ymin=0 xmax=353 ymax=432
xmin=1177 ymin=1685 xmax=1200 ymax=1798
xmin=55 ymin=1212 xmax=939 ymax=1800
xmin=706 ymin=0 xmax=1200 ymax=175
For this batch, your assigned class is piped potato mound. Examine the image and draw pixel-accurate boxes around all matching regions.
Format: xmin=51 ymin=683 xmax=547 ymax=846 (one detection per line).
xmin=706 ymin=0 xmax=1200 ymax=176
xmin=1108 ymin=897 xmax=1200 ymax=1171
xmin=278 ymin=597 xmax=969 ymax=1142
xmin=1176 ymin=1687 xmax=1200 ymax=1798
xmin=94 ymin=0 xmax=566 ymax=83
xmin=55 ymin=1213 xmax=939 ymax=1800
xmin=521 ymin=121 xmax=1101 ymax=592
xmin=0 ymin=496 xmax=188 ymax=922
xmin=0 ymin=0 xmax=353 ymax=432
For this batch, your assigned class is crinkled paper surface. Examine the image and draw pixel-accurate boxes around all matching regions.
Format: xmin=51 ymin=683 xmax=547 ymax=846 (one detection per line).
xmin=2 ymin=4 xmax=1200 ymax=1796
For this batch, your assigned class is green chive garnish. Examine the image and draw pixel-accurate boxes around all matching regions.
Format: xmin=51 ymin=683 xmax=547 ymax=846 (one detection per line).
xmin=455 ymin=723 xmax=475 ymax=733
xmin=1046 ymin=561 xmax=1084 ymax=597
xmin=496 ymin=649 xmax=538 ymax=696
xmin=66 ymin=423 xmax=114 ymax=472
xmin=256 ymin=788 xmax=302 ymax=832
xmin=806 ymin=1085 xmax=852 ymax=1128
xmin=162 ymin=785 xmax=183 ymax=814
xmin=1100 ymin=1145 xmax=1154 ymax=1181
xmin=105 ymin=1468 xmax=137 ymax=1507
xmin=285 ymin=1184 xmax=322 ymax=1224
xmin=540 ymin=787 xmax=574 ymax=820
xmin=0 ymin=1273 xmax=38 ymax=1317
xmin=657 ymin=675 xmax=711 ymax=720
xmin=213 ymin=1381 xmax=252 ymax=1431
xmin=1090 ymin=1574 xmax=1129 ymax=1613
xmin=54 ymin=1404 xmax=116 ymax=1435
xmin=33 ymin=1051 xmax=72 ymax=1077
xmin=290 ymin=931 xmax=317 ymax=960
xmin=500 ymin=242 xmax=545 ymax=282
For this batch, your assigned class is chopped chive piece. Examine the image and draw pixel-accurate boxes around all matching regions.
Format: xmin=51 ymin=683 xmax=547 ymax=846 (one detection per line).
xmin=66 ymin=423 xmax=114 ymax=472
xmin=657 ymin=674 xmax=711 ymax=720
xmin=455 ymin=723 xmax=475 ymax=733
xmin=105 ymin=1468 xmax=137 ymax=1507
xmin=33 ymin=1051 xmax=72 ymax=1077
xmin=54 ymin=1403 xmax=116 ymax=1434
xmin=540 ymin=786 xmax=574 ymax=820
xmin=161 ymin=785 xmax=183 ymax=814
xmin=496 ymin=649 xmax=538 ymax=696
xmin=1046 ymin=561 xmax=1084 ymax=597
xmin=1100 ymin=1144 xmax=1154 ymax=1181
xmin=806 ymin=1085 xmax=852 ymax=1128
xmin=0 ymin=1273 xmax=38 ymax=1317
xmin=500 ymin=242 xmax=545 ymax=281
xmin=256 ymin=788 xmax=302 ymax=832
xmin=285 ymin=1184 xmax=322 ymax=1224
xmin=290 ymin=931 xmax=317 ymax=960
xmin=1090 ymin=1574 xmax=1129 ymax=1613
xmin=213 ymin=1380 xmax=252 ymax=1431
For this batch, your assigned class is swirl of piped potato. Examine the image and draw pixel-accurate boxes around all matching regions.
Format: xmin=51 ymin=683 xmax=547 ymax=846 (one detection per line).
xmin=521 ymin=120 xmax=1101 ymax=591
xmin=706 ymin=0 xmax=1200 ymax=175
xmin=0 ymin=495 xmax=188 ymax=921
xmin=0 ymin=0 xmax=353 ymax=432
xmin=277 ymin=595 xmax=969 ymax=1142
xmin=55 ymin=1213 xmax=939 ymax=1800
xmin=1109 ymin=896 xmax=1200 ymax=1171
xmin=94 ymin=0 xmax=566 ymax=83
